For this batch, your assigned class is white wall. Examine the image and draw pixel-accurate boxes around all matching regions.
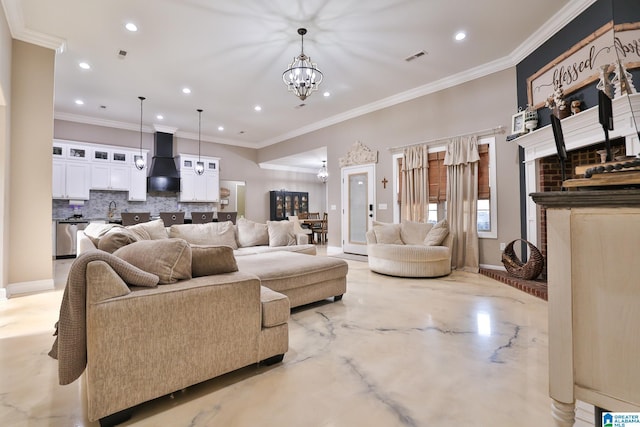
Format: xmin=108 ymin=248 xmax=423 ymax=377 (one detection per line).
xmin=0 ymin=5 xmax=11 ymax=293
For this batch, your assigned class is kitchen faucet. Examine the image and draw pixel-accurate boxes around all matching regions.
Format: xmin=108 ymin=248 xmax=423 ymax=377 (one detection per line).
xmin=108 ymin=201 xmax=117 ymax=219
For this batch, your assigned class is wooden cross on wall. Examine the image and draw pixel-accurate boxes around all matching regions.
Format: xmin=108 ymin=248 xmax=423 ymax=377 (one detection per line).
xmin=381 ymin=177 xmax=388 ymax=189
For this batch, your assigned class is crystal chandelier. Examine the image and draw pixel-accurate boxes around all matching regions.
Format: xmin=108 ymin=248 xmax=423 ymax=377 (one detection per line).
xmin=282 ymin=28 xmax=323 ymax=101
xmin=317 ymin=160 xmax=328 ymax=183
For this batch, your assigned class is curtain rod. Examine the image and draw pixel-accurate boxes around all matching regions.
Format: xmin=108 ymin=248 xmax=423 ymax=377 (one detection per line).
xmin=387 ymin=125 xmax=506 ymax=153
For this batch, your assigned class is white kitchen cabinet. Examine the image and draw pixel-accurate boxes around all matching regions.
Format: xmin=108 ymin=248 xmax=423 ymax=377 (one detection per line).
xmin=52 ymin=159 xmax=90 ymax=200
xmin=128 ymin=165 xmax=147 ymax=201
xmin=90 ymin=164 xmax=130 ymax=191
xmin=178 ymin=155 xmax=220 ymax=202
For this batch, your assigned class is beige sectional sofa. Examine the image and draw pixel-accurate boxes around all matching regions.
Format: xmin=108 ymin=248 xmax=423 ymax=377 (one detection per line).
xmin=57 ymin=218 xmax=348 ymax=424
xmin=366 ymin=220 xmax=452 ymax=277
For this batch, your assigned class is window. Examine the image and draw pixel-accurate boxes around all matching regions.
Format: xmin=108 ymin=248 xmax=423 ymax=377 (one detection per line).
xmin=394 ymin=137 xmax=497 ymax=238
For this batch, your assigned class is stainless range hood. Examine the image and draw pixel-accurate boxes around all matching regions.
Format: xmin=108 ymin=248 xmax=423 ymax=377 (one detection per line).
xmin=147 ymin=131 xmax=180 ymax=192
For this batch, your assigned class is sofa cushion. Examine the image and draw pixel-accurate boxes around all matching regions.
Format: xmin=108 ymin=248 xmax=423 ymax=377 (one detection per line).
xmin=266 ymin=220 xmax=296 ymax=247
xmin=423 ymin=219 xmax=449 ymax=246
xmin=236 ymin=218 xmax=269 ymax=247
xmin=190 ymin=245 xmax=239 ymax=277
xmin=127 ymin=219 xmax=168 ymax=240
xmin=113 ymin=238 xmax=192 ymax=284
xmin=373 ymin=223 xmax=403 ymax=245
xmin=400 ymin=221 xmax=433 ymax=245
xmin=97 ymin=228 xmax=138 ymax=253
xmin=169 ymin=222 xmax=238 ymax=249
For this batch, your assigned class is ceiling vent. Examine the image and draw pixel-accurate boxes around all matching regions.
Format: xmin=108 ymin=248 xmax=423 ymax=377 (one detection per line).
xmin=404 ymin=50 xmax=427 ymax=62
xmin=118 ymin=49 xmax=127 ymax=58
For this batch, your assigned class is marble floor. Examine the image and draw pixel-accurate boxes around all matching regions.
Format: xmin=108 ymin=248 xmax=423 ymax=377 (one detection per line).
xmin=0 ymin=252 xmax=553 ymax=426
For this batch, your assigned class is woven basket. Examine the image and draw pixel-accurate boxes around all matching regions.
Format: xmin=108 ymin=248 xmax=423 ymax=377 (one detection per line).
xmin=501 ymin=239 xmax=544 ymax=280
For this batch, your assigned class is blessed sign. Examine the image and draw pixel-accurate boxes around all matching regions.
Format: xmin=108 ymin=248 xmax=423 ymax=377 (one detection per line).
xmin=527 ymin=21 xmax=640 ymax=108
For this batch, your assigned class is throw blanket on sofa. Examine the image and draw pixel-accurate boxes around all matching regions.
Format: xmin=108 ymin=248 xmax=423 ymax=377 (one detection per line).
xmin=48 ymin=250 xmax=159 ymax=385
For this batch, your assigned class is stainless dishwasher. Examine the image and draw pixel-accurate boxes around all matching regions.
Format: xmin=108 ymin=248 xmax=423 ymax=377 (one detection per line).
xmin=55 ymin=220 xmax=89 ymax=258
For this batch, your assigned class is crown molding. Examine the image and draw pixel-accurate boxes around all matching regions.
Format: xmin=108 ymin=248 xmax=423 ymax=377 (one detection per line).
xmin=2 ymin=0 xmax=66 ymax=52
xmin=152 ymin=124 xmax=178 ymax=134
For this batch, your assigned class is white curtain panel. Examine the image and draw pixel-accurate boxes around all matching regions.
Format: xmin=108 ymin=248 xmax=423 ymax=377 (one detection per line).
xmin=444 ymin=136 xmax=480 ymax=272
xmin=401 ymin=145 xmax=429 ymax=222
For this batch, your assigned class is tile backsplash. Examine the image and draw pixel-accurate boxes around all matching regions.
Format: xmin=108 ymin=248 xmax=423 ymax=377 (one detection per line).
xmin=52 ymin=190 xmax=217 ymax=220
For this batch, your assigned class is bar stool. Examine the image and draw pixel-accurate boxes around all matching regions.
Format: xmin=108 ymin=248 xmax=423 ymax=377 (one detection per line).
xmin=121 ymin=212 xmax=151 ymax=226
xmin=190 ymin=211 xmax=215 ymax=224
xmin=159 ymin=212 xmax=185 ymax=226
xmin=219 ymin=212 xmax=237 ymax=225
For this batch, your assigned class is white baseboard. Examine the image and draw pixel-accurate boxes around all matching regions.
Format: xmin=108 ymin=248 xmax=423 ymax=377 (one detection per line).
xmin=0 ymin=287 xmax=6 ymax=301
xmin=6 ymin=279 xmax=54 ymax=297
xmin=479 ymin=263 xmax=506 ymax=271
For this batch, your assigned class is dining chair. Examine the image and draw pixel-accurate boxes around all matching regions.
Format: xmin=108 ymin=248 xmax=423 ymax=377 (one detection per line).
xmin=311 ymin=212 xmax=327 ymax=244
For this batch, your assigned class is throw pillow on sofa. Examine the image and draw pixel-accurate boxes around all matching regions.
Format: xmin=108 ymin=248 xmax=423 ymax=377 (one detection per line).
xmin=372 ymin=221 xmax=403 ymax=244
xmin=266 ymin=220 xmax=296 ymax=247
xmin=127 ymin=219 xmax=168 ymax=240
xmin=236 ymin=217 xmax=269 ymax=247
xmin=400 ymin=221 xmax=433 ymax=245
xmin=169 ymin=222 xmax=238 ymax=249
xmin=423 ymin=219 xmax=449 ymax=246
xmin=97 ymin=228 xmax=139 ymax=253
xmin=190 ymin=245 xmax=239 ymax=276
xmin=113 ymin=238 xmax=192 ymax=284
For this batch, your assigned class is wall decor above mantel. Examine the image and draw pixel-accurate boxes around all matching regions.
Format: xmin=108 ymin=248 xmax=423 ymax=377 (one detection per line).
xmin=527 ymin=21 xmax=640 ymax=108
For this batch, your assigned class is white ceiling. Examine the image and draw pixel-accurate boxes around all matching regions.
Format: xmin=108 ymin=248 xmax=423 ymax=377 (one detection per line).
xmin=4 ymin=0 xmax=594 ymax=170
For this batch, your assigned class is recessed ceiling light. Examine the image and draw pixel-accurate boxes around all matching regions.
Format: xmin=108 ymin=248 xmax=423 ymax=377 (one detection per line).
xmin=218 ymin=126 xmax=224 ymax=131
xmin=323 ymin=91 xmax=330 ymax=97
xmin=125 ymin=22 xmax=138 ymax=32
xmin=74 ymin=99 xmax=84 ymax=105
xmin=182 ymin=87 xmax=191 ymax=94
xmin=455 ymin=31 xmax=466 ymax=41
xmin=78 ymin=62 xmax=90 ymax=70
xmin=254 ymin=105 xmax=262 ymax=112
xmin=156 ymin=115 xmax=164 ymax=120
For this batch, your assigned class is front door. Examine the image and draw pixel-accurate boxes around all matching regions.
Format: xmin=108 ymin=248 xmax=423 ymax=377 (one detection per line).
xmin=341 ymin=164 xmax=375 ymax=255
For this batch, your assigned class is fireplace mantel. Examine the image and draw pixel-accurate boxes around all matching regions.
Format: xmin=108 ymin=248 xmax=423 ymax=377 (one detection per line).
xmin=516 ymin=93 xmax=640 ymax=246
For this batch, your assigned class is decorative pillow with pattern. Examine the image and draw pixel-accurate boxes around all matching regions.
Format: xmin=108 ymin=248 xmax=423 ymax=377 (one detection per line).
xmin=113 ymin=238 xmax=192 ymax=284
xmin=423 ymin=219 xmax=449 ymax=246
xmin=266 ymin=220 xmax=296 ymax=247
